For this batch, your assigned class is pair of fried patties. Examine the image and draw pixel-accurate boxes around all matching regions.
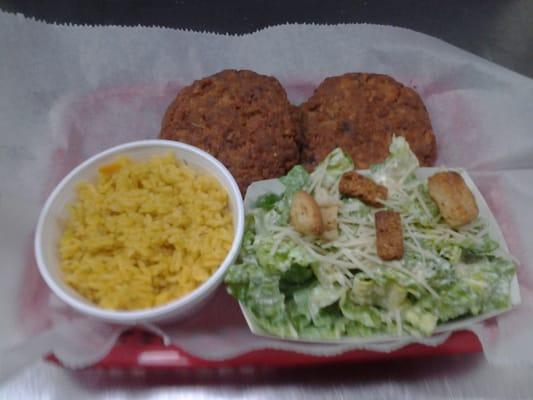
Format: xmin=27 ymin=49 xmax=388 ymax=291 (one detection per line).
xmin=160 ymin=70 xmax=437 ymax=192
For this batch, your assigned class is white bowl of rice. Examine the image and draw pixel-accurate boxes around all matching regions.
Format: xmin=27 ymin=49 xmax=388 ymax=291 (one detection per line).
xmin=35 ymin=140 xmax=244 ymax=324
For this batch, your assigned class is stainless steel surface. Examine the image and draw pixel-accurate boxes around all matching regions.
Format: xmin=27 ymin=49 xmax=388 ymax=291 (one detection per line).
xmin=1 ymin=2 xmax=533 ymax=398
xmin=2 ymin=355 xmax=533 ymax=399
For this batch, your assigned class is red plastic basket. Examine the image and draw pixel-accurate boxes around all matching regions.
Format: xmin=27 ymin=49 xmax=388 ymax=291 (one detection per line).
xmin=47 ymin=329 xmax=481 ymax=369
xmin=42 ymin=81 xmax=484 ymax=370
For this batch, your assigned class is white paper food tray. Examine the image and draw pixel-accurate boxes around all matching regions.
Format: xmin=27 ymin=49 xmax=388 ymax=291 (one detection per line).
xmin=239 ymin=168 xmax=521 ymax=344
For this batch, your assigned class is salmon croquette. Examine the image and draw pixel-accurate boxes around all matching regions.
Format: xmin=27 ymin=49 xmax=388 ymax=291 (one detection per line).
xmin=160 ymin=70 xmax=301 ymax=192
xmin=299 ymin=73 xmax=437 ymax=169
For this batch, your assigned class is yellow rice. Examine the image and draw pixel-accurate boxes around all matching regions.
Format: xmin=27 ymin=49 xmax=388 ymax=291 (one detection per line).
xmin=59 ymin=153 xmax=234 ymax=310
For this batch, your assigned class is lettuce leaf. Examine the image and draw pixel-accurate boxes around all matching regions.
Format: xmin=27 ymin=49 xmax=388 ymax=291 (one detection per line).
xmin=309 ymin=148 xmax=353 ymax=193
xmin=371 ymin=136 xmax=419 ymax=188
xmin=255 ymin=193 xmax=282 ymax=211
xmin=255 ymin=236 xmax=316 ymax=273
xmin=280 ymin=165 xmax=310 ymax=195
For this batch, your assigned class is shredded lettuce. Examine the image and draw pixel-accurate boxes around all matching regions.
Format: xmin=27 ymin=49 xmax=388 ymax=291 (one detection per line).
xmin=225 ymin=137 xmax=517 ymax=339
xmin=255 ymin=236 xmax=316 ymax=273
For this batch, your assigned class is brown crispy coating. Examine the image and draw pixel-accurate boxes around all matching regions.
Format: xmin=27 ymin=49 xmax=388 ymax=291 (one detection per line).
xmin=428 ymin=171 xmax=479 ymax=228
xmin=299 ymin=73 xmax=437 ymax=169
xmin=375 ymin=210 xmax=404 ymax=261
xmin=160 ymin=70 xmax=300 ymax=192
xmin=339 ymin=171 xmax=388 ymax=207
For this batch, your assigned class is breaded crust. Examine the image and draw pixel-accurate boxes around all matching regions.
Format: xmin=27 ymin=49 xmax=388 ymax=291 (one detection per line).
xmin=339 ymin=171 xmax=388 ymax=207
xmin=160 ymin=70 xmax=300 ymax=192
xmin=428 ymin=171 xmax=479 ymax=228
xmin=299 ymin=73 xmax=437 ymax=169
xmin=375 ymin=210 xmax=404 ymax=261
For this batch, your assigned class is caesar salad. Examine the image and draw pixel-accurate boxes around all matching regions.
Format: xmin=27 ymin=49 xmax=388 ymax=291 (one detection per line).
xmin=225 ymin=137 xmax=519 ymax=340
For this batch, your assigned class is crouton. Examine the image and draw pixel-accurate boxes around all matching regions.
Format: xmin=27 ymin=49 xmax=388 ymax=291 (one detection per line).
xmin=427 ymin=171 xmax=478 ymax=228
xmin=320 ymin=205 xmax=338 ymax=232
xmin=290 ymin=191 xmax=323 ymax=236
xmin=375 ymin=210 xmax=404 ymax=260
xmin=322 ymin=229 xmax=339 ymax=241
xmin=320 ymin=205 xmax=339 ymax=241
xmin=339 ymin=171 xmax=388 ymax=207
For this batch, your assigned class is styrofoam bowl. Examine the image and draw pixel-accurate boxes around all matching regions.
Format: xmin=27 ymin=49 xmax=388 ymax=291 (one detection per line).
xmin=34 ymin=140 xmax=244 ymax=324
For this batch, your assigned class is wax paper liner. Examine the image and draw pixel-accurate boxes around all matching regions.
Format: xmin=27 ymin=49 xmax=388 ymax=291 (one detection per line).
xmin=0 ymin=11 xmax=532 ymax=376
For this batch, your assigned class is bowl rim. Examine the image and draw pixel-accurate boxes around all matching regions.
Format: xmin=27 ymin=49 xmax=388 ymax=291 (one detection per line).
xmin=34 ymin=139 xmax=245 ymax=323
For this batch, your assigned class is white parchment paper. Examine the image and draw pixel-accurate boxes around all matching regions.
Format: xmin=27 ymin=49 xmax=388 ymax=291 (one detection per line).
xmin=0 ymin=11 xmax=532 ymax=376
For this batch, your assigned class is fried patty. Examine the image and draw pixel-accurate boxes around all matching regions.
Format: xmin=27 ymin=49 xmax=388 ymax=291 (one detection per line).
xmin=299 ymin=73 xmax=437 ymax=169
xmin=160 ymin=70 xmax=300 ymax=192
